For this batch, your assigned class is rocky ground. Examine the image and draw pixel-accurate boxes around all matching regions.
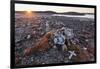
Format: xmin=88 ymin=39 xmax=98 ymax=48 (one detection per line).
xmin=15 ymin=13 xmax=95 ymax=67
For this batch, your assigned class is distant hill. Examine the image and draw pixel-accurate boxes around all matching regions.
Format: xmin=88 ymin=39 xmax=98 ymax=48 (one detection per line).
xmin=36 ymin=11 xmax=57 ymax=14
xmin=60 ymin=12 xmax=85 ymax=15
xmin=15 ymin=11 xmax=93 ymax=15
xmin=15 ymin=11 xmax=25 ymax=13
xmin=15 ymin=11 xmax=56 ymax=14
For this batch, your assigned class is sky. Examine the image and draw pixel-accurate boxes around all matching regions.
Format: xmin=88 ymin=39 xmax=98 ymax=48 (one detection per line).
xmin=15 ymin=3 xmax=94 ymax=13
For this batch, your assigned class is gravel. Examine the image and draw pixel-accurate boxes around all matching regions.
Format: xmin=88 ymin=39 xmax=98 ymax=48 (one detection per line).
xmin=15 ymin=13 xmax=95 ymax=67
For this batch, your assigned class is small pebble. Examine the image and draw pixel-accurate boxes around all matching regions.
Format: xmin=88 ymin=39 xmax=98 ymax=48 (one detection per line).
xmin=22 ymin=24 xmax=26 ymax=27
xmin=27 ymin=35 xmax=31 ymax=39
xmin=53 ymin=46 xmax=57 ymax=49
xmin=85 ymin=39 xmax=89 ymax=42
xmin=27 ymin=23 xmax=31 ymax=26
xmin=42 ymin=63 xmax=45 ymax=64
xmin=83 ymin=47 xmax=87 ymax=50
xmin=31 ymin=57 xmax=34 ymax=61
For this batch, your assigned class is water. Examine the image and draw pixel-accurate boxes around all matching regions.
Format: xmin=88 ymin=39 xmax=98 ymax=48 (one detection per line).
xmin=52 ymin=14 xmax=94 ymax=19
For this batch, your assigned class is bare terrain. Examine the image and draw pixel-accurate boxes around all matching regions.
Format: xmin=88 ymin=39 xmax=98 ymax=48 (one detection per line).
xmin=15 ymin=12 xmax=95 ymax=67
